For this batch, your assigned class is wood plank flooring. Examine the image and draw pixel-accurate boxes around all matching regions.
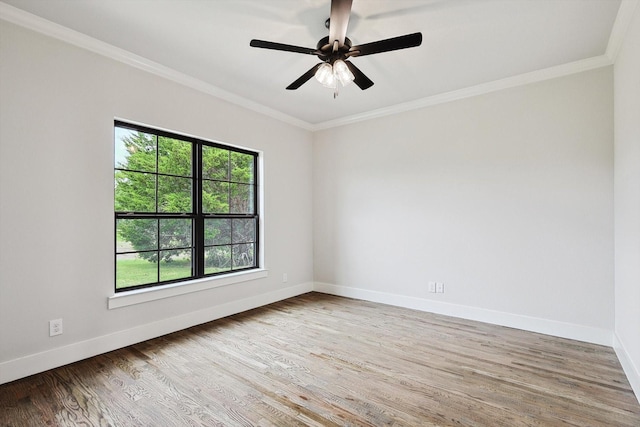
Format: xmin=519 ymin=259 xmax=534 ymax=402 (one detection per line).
xmin=1 ymin=292 xmax=639 ymax=426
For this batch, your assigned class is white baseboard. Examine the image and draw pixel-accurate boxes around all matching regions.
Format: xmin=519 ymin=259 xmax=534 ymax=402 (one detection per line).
xmin=0 ymin=282 xmax=313 ymax=385
xmin=614 ymin=333 xmax=640 ymax=405
xmin=313 ymin=282 xmax=613 ymax=346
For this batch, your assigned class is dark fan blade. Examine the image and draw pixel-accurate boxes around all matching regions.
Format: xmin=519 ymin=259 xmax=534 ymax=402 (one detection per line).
xmin=345 ymin=61 xmax=374 ymax=90
xmin=329 ymin=0 xmax=353 ymax=48
xmin=250 ymin=39 xmax=319 ymax=55
xmin=286 ymin=63 xmax=323 ymax=90
xmin=349 ymin=32 xmax=422 ymax=57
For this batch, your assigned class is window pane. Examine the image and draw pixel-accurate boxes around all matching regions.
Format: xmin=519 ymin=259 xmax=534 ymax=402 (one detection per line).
xmin=159 ymin=219 xmax=192 ymax=249
xmin=205 ymin=218 xmax=231 ymax=245
xmin=202 ymin=181 xmax=229 ymax=213
xmin=205 ymin=246 xmax=232 ymax=274
xmin=232 ymin=243 xmax=254 ymax=269
xmin=158 ymin=176 xmax=192 ymax=213
xmin=115 ymin=128 xmax=157 ymax=173
xmin=230 ymin=152 xmax=254 ymax=184
xmin=158 ymin=137 xmax=192 ymax=177
xmin=232 ymin=218 xmax=255 ymax=244
xmin=202 ymin=146 xmax=229 ymax=180
xmin=159 ymin=249 xmax=192 ymax=282
xmin=116 ymin=252 xmax=158 ymax=289
xmin=230 ymin=183 xmax=253 ymax=214
xmin=115 ymin=171 xmax=156 ymax=212
xmin=117 ymin=219 xmax=157 ymax=252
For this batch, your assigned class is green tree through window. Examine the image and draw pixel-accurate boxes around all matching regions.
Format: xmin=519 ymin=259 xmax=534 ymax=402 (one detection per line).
xmin=114 ymin=121 xmax=258 ymax=291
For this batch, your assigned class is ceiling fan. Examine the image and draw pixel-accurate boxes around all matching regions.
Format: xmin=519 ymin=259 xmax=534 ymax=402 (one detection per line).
xmin=249 ymin=0 xmax=422 ymax=95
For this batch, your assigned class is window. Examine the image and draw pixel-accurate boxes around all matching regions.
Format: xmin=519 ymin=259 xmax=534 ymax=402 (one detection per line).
xmin=114 ymin=121 xmax=259 ymax=292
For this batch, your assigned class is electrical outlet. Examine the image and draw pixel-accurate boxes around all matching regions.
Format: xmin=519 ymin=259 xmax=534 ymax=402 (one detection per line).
xmin=283 ymin=273 xmax=288 ymax=283
xmin=436 ymin=282 xmax=445 ymax=293
xmin=428 ymin=282 xmax=436 ymax=293
xmin=49 ymin=319 xmax=63 ymax=336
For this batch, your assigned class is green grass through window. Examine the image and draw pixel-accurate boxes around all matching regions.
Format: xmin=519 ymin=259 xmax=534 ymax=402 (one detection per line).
xmin=116 ymin=258 xmax=192 ymax=289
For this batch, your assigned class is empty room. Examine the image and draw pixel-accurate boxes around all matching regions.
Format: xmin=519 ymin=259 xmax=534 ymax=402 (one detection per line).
xmin=1 ymin=0 xmax=639 ymax=425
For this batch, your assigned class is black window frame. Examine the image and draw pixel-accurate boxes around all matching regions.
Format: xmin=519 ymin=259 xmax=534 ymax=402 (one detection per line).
xmin=114 ymin=120 xmax=259 ymax=293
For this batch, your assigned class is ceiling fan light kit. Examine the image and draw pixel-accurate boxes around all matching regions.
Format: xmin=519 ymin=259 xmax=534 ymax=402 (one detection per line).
xmin=315 ymin=59 xmax=355 ymax=98
xmin=249 ymin=0 xmax=422 ymax=96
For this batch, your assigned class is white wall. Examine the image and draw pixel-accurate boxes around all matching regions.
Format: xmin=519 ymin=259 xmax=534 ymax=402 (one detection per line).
xmin=614 ymin=4 xmax=640 ymax=399
xmin=0 ymin=21 xmax=313 ymax=383
xmin=314 ymin=68 xmax=614 ymax=342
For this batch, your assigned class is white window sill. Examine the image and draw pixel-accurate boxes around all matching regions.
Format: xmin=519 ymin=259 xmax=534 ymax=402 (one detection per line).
xmin=108 ymin=269 xmax=269 ymax=309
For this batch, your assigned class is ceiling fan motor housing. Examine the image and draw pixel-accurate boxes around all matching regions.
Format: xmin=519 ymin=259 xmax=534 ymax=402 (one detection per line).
xmin=317 ymin=36 xmax=352 ymax=63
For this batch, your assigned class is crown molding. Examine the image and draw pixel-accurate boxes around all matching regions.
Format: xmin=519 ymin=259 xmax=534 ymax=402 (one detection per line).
xmin=606 ymin=0 xmax=639 ymax=62
xmin=1 ymin=1 xmax=633 ymax=133
xmin=310 ymin=55 xmax=613 ymax=131
xmin=0 ymin=2 xmax=314 ymax=131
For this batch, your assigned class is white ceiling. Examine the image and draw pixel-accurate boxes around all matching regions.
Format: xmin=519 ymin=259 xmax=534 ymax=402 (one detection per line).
xmin=0 ymin=0 xmax=627 ymax=128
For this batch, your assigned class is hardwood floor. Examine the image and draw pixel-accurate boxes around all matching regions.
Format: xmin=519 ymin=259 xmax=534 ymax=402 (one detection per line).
xmin=1 ymin=292 xmax=639 ymax=426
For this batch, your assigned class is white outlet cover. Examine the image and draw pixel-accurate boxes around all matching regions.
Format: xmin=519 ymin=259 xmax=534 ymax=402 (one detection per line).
xmin=49 ymin=319 xmax=63 ymax=336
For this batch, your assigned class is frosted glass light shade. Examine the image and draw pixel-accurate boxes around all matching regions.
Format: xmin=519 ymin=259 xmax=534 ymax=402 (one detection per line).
xmin=333 ymin=60 xmax=354 ymax=86
xmin=315 ymin=63 xmax=336 ymax=88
